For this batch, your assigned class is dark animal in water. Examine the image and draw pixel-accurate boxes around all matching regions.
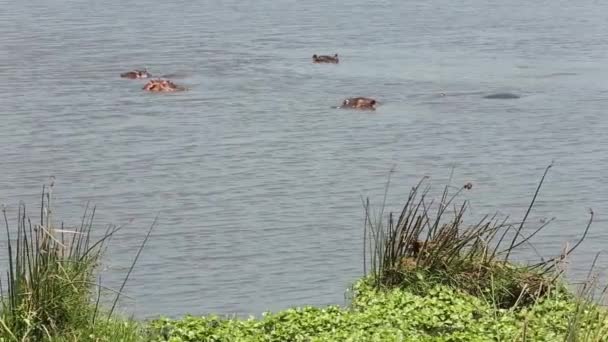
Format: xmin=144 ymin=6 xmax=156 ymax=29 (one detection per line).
xmin=483 ymin=93 xmax=520 ymax=99
xmin=121 ymin=69 xmax=152 ymax=79
xmin=339 ymin=97 xmax=377 ymax=110
xmin=313 ymin=54 xmax=339 ymax=64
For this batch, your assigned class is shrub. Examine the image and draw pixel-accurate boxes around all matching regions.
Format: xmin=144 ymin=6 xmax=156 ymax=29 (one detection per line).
xmin=363 ymin=165 xmax=590 ymax=309
xmin=0 ymin=181 xmax=149 ymax=341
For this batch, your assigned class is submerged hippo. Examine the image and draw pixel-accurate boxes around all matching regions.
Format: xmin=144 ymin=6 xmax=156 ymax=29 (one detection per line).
xmin=121 ymin=69 xmax=152 ymax=79
xmin=142 ymin=79 xmax=186 ymax=92
xmin=483 ymin=93 xmax=520 ymax=99
xmin=339 ymin=97 xmax=377 ymax=110
xmin=313 ymin=54 xmax=339 ymax=64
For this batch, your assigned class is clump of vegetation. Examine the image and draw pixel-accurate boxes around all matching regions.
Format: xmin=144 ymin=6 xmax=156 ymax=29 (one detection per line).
xmin=0 ymin=180 xmax=150 ymax=341
xmin=364 ymin=165 xmax=590 ymax=309
xmin=146 ymin=278 xmax=608 ymax=341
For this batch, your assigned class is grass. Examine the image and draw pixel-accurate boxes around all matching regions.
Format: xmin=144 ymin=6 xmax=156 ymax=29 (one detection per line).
xmin=0 ymin=180 xmax=152 ymax=341
xmin=361 ymin=165 xmax=582 ymax=309
xmin=2 ymin=169 xmax=608 ymax=341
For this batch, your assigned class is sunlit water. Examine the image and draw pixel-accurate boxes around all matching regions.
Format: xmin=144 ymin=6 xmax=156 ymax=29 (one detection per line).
xmin=1 ymin=0 xmax=608 ymax=318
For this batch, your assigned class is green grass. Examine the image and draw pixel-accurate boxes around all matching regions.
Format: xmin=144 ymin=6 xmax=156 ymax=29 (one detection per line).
xmin=361 ymin=165 xmax=597 ymax=312
xmin=0 ymin=181 xmax=150 ymax=341
xmin=37 ymin=318 xmax=142 ymax=342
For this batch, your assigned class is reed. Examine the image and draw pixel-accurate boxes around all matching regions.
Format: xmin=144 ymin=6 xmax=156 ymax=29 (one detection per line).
xmin=560 ymin=253 xmax=608 ymax=342
xmin=0 ymin=181 xmax=151 ymax=341
xmin=363 ymin=165 xmax=592 ymax=309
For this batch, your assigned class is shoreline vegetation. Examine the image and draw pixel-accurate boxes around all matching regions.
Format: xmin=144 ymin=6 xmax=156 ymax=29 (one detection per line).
xmin=2 ymin=168 xmax=608 ymax=341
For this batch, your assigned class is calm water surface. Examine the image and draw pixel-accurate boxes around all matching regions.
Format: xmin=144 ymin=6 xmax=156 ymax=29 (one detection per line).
xmin=1 ymin=0 xmax=608 ymax=318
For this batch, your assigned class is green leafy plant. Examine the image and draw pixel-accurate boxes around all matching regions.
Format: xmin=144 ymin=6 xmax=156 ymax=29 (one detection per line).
xmin=146 ymin=278 xmax=608 ymax=341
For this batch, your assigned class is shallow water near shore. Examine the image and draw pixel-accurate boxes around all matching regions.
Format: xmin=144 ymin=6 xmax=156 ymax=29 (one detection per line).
xmin=1 ymin=0 xmax=608 ymax=318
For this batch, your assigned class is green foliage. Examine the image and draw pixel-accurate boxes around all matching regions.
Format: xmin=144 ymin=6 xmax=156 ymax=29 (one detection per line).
xmin=0 ymin=183 xmax=148 ymax=341
xmin=0 ymin=184 xmax=103 ymax=340
xmin=364 ymin=167 xmax=592 ymax=310
xmin=43 ymin=318 xmax=143 ymax=342
xmin=146 ymin=279 xmax=608 ymax=341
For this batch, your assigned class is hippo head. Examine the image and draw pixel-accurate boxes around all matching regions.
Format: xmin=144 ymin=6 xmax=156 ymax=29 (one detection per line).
xmin=356 ymin=98 xmax=377 ymax=109
xmin=363 ymin=99 xmax=377 ymax=110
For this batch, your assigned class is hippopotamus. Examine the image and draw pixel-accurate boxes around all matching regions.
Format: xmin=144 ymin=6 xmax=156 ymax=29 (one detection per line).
xmin=121 ymin=69 xmax=152 ymax=79
xmin=142 ymin=79 xmax=186 ymax=92
xmin=313 ymin=54 xmax=339 ymax=64
xmin=483 ymin=93 xmax=520 ymax=99
xmin=339 ymin=97 xmax=377 ymax=110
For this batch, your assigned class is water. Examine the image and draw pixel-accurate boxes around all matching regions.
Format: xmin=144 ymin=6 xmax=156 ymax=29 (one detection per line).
xmin=1 ymin=0 xmax=608 ymax=318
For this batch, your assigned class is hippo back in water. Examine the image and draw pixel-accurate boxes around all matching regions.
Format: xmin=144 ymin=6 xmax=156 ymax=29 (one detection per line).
xmin=313 ymin=54 xmax=339 ymax=64
xmin=483 ymin=93 xmax=520 ymax=99
xmin=339 ymin=97 xmax=377 ymax=110
xmin=142 ymin=79 xmax=186 ymax=92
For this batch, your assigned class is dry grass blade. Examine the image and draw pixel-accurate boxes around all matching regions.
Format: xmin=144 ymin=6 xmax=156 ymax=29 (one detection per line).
xmin=504 ymin=163 xmax=552 ymax=262
xmin=108 ymin=215 xmax=158 ymax=318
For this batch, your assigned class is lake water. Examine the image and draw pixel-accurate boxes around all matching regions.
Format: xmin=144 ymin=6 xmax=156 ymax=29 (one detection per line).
xmin=1 ymin=0 xmax=608 ymax=318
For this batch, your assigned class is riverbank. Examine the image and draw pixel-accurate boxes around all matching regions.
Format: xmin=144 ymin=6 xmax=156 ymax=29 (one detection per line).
xmin=1 ymin=173 xmax=607 ymax=341
xmin=148 ymin=277 xmax=607 ymax=341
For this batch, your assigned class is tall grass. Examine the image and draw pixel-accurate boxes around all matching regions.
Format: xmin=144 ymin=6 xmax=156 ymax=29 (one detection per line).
xmin=363 ymin=165 xmax=593 ymax=308
xmin=0 ymin=181 xmax=153 ymax=341
xmin=560 ymin=253 xmax=608 ymax=342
